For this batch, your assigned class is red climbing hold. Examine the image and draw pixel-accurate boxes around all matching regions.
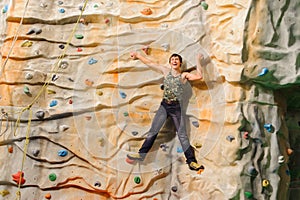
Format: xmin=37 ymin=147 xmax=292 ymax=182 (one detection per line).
xmin=12 ymin=171 xmax=26 ymax=185
xmin=126 ymin=157 xmax=135 ymax=164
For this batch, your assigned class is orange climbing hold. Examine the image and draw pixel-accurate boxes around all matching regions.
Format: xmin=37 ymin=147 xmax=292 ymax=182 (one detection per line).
xmin=85 ymin=79 xmax=94 ymax=86
xmin=45 ymin=193 xmax=51 ymax=199
xmin=8 ymin=146 xmax=13 ymax=153
xmin=141 ymin=7 xmax=152 ymax=15
xmin=287 ymin=148 xmax=293 ymax=156
xmin=125 ymin=157 xmax=135 ymax=164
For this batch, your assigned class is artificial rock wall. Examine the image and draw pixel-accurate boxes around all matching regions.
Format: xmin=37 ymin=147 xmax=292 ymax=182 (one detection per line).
xmin=0 ymin=0 xmax=299 ymax=200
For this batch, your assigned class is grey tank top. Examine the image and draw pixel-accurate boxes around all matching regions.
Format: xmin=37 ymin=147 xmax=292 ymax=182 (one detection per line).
xmin=163 ymin=71 xmax=183 ymax=101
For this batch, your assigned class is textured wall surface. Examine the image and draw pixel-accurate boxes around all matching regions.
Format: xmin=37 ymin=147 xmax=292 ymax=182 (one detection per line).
xmin=0 ymin=0 xmax=299 ymax=199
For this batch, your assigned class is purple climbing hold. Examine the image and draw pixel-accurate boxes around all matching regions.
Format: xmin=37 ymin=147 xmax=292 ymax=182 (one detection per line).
xmin=258 ymin=67 xmax=269 ymax=76
xmin=226 ymin=135 xmax=235 ymax=142
xmin=192 ymin=121 xmax=199 ymax=128
xmin=50 ymin=100 xmax=58 ymax=107
xmin=88 ymin=58 xmax=98 ymax=65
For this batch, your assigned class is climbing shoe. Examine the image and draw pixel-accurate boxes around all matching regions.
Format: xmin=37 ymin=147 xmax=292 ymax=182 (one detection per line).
xmin=127 ymin=153 xmax=144 ymax=161
xmin=188 ymin=162 xmax=204 ymax=171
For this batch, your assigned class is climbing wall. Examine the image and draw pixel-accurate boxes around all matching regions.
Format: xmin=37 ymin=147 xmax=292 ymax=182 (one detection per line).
xmin=0 ymin=0 xmax=299 ymax=199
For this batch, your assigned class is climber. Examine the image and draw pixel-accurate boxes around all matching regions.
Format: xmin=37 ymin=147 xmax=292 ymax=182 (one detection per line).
xmin=127 ymin=51 xmax=205 ymax=171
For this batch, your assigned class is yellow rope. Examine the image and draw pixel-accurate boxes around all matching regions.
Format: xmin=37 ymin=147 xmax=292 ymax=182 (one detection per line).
xmin=0 ymin=0 xmax=31 ymax=77
xmin=10 ymin=1 xmax=90 ymax=199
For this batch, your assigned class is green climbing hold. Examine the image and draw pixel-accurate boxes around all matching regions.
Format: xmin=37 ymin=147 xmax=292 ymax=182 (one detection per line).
xmin=75 ymin=34 xmax=84 ymax=39
xmin=24 ymin=86 xmax=30 ymax=94
xmin=244 ymin=191 xmax=253 ymax=199
xmin=123 ymin=112 xmax=129 ymax=117
xmin=134 ymin=176 xmax=141 ymax=184
xmin=49 ymin=173 xmax=57 ymax=181
xmin=200 ymin=1 xmax=209 ymax=10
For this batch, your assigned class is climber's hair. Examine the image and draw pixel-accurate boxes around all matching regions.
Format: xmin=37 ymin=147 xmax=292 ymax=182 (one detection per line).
xmin=169 ymin=53 xmax=183 ymax=65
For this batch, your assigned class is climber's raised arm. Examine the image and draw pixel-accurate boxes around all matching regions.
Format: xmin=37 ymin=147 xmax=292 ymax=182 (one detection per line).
xmin=130 ymin=51 xmax=169 ymax=75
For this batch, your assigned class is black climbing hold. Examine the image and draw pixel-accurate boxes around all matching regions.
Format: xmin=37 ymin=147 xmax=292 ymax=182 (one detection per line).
xmin=59 ymin=44 xmax=65 ymax=49
xmin=26 ymin=29 xmax=35 ymax=35
xmin=32 ymin=149 xmax=40 ymax=157
xmin=94 ymin=181 xmax=101 ymax=187
xmin=160 ymin=84 xmax=164 ymax=90
xmin=171 ymin=186 xmax=178 ymax=192
xmin=52 ymin=74 xmax=58 ymax=81
xmin=132 ymin=131 xmax=138 ymax=136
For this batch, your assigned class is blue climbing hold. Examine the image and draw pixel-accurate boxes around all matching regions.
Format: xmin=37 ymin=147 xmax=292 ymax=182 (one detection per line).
xmin=59 ymin=8 xmax=65 ymax=13
xmin=88 ymin=58 xmax=98 ymax=65
xmin=192 ymin=121 xmax=199 ymax=128
xmin=119 ymin=91 xmax=127 ymax=99
xmin=177 ymin=147 xmax=183 ymax=153
xmin=264 ymin=123 xmax=273 ymax=132
xmin=2 ymin=5 xmax=8 ymax=13
xmin=258 ymin=67 xmax=269 ymax=76
xmin=58 ymin=150 xmax=68 ymax=157
xmin=50 ymin=100 xmax=58 ymax=107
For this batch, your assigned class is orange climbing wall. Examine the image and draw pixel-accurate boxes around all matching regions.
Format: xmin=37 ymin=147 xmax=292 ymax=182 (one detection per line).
xmin=0 ymin=0 xmax=297 ymax=199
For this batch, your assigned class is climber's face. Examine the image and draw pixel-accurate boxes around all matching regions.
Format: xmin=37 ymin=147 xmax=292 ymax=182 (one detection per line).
xmin=169 ymin=54 xmax=182 ymax=70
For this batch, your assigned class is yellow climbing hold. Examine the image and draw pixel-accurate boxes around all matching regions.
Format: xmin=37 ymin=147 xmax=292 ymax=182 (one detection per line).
xmin=47 ymin=89 xmax=56 ymax=94
xmin=96 ymin=90 xmax=103 ymax=96
xmin=262 ymin=179 xmax=269 ymax=187
xmin=193 ymin=142 xmax=202 ymax=148
xmin=0 ymin=190 xmax=9 ymax=197
xmin=21 ymin=40 xmax=33 ymax=47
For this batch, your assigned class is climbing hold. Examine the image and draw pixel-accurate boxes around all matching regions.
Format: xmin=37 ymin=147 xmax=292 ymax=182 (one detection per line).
xmin=52 ymin=74 xmax=58 ymax=81
xmin=79 ymin=6 xmax=84 ymax=11
xmin=160 ymin=143 xmax=168 ymax=151
xmin=104 ymin=18 xmax=110 ymax=24
xmin=243 ymin=131 xmax=249 ymax=139
xmin=21 ymin=40 xmax=33 ymax=47
xmin=226 ymin=135 xmax=235 ymax=142
xmin=247 ymin=166 xmax=258 ymax=176
xmin=45 ymin=193 xmax=51 ymax=199
xmin=140 ymin=7 xmax=153 ymax=15
xmin=25 ymin=73 xmax=33 ymax=80
xmin=23 ymin=86 xmax=30 ymax=94
xmin=132 ymin=131 xmax=138 ymax=136
xmin=93 ymin=4 xmax=99 ymax=9
xmin=192 ymin=121 xmax=199 ymax=128
xmin=161 ymin=43 xmax=170 ymax=51
xmin=98 ymin=137 xmax=104 ymax=146
xmin=59 ymin=61 xmax=69 ymax=69
xmin=262 ymin=179 xmax=270 ymax=187
xmin=200 ymin=1 xmax=209 ymax=10
xmin=26 ymin=29 xmax=35 ymax=35
xmin=123 ymin=112 xmax=129 ymax=117
xmin=193 ymin=142 xmax=202 ymax=148
xmin=12 ymin=171 xmax=26 ymax=185
xmin=2 ymin=5 xmax=8 ymax=13
xmin=59 ymin=125 xmax=69 ymax=132
xmin=197 ymin=165 xmax=205 ymax=174
xmin=119 ymin=91 xmax=127 ymax=99
xmin=75 ymin=34 xmax=84 ymax=39
xmin=264 ymin=123 xmax=274 ymax=132
xmin=35 ymin=28 xmax=42 ymax=34
xmin=58 ymin=1 xmax=63 ymax=5
xmin=40 ymin=3 xmax=47 ymax=8
xmin=278 ymin=155 xmax=285 ymax=164
xmin=176 ymin=147 xmax=183 ymax=153
xmin=77 ymin=47 xmax=83 ymax=52
xmin=160 ymin=84 xmax=164 ymax=90
xmin=59 ymin=8 xmax=65 ymax=13
xmin=59 ymin=44 xmax=65 ymax=49
xmin=68 ymin=77 xmax=74 ymax=82
xmin=47 ymin=89 xmax=56 ymax=94
xmin=32 ymin=149 xmax=40 ymax=157
xmin=35 ymin=111 xmax=45 ymax=119
xmin=0 ymin=190 xmax=9 ymax=197
xmin=49 ymin=173 xmax=57 ymax=181
xmin=287 ymin=148 xmax=294 ymax=156
xmin=96 ymin=90 xmax=103 ymax=96
xmin=126 ymin=157 xmax=135 ymax=164
xmin=142 ymin=46 xmax=150 ymax=55
xmin=68 ymin=99 xmax=73 ymax=104
xmin=94 ymin=181 xmax=101 ymax=187
xmin=50 ymin=100 xmax=58 ymax=107
xmin=8 ymin=146 xmax=13 ymax=153
xmin=85 ymin=79 xmax=94 ymax=86
xmin=79 ymin=18 xmax=86 ymax=24
xmin=134 ymin=176 xmax=141 ymax=184
xmin=85 ymin=116 xmax=92 ymax=120
xmin=171 ymin=186 xmax=178 ymax=192
xmin=286 ymin=170 xmax=290 ymax=176
xmin=88 ymin=58 xmax=98 ymax=65
xmin=258 ymin=67 xmax=269 ymax=76
xmin=58 ymin=150 xmax=68 ymax=157
xmin=244 ymin=191 xmax=253 ymax=199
